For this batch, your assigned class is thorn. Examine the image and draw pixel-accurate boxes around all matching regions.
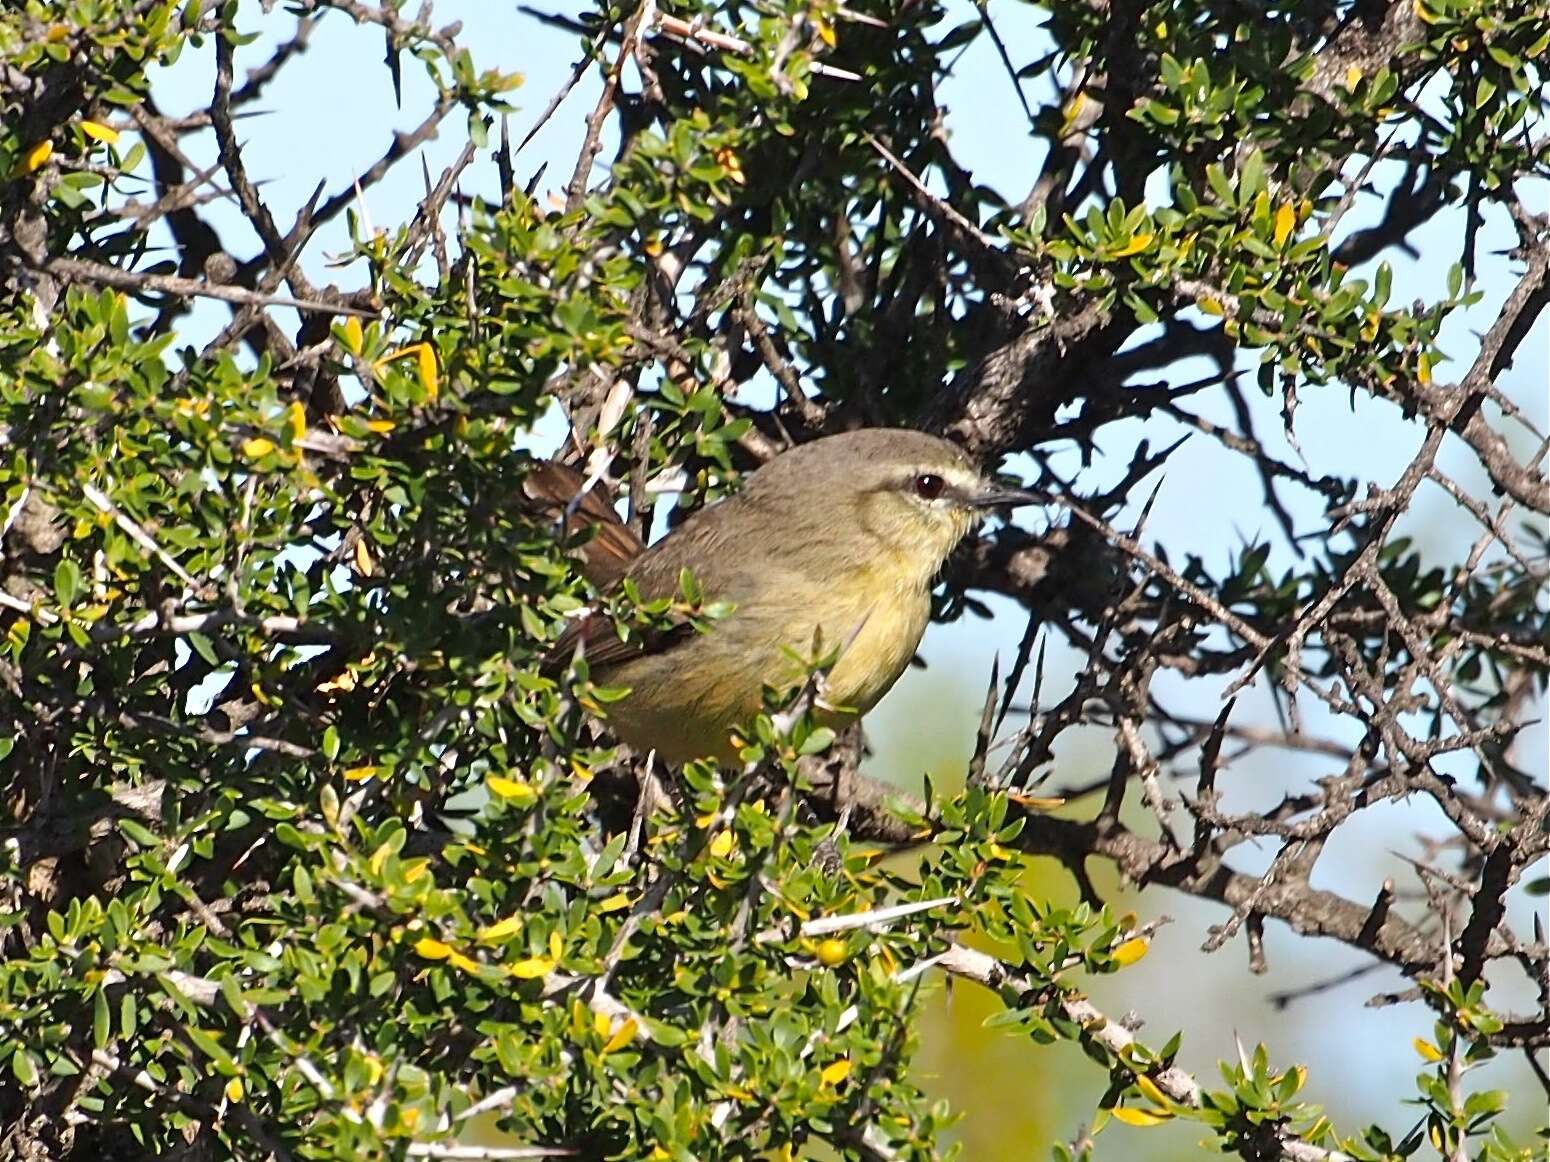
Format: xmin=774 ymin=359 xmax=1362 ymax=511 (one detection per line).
xmin=967 ymin=655 xmax=1000 ymax=788
xmin=995 ymin=614 xmax=1041 ymax=738
xmin=1131 ymin=471 xmax=1168 ymax=540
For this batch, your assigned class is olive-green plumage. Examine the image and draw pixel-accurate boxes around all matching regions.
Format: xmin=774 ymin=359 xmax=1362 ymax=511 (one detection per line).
xmin=562 ymin=429 xmax=1034 ymax=764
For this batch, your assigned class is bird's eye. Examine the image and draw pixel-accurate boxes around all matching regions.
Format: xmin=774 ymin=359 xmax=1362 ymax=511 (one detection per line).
xmin=912 ymin=474 xmax=945 ymax=500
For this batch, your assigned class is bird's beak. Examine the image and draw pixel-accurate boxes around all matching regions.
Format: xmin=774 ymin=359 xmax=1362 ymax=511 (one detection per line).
xmin=967 ymin=485 xmax=1042 ymax=510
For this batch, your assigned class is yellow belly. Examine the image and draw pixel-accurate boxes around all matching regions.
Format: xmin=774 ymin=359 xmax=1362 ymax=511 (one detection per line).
xmin=602 ymin=583 xmax=930 ymax=765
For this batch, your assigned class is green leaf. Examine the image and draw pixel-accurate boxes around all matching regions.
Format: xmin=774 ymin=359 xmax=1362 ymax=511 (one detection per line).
xmin=53 ymin=559 xmax=80 ymax=607
xmin=11 ymin=1048 xmax=38 ymax=1088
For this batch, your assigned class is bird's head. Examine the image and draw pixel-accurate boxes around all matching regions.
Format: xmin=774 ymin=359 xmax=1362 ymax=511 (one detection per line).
xmin=744 ymin=429 xmax=1040 ymax=583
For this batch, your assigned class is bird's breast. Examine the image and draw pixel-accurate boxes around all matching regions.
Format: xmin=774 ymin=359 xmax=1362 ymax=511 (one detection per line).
xmin=820 ymin=583 xmax=930 ymax=714
xmin=601 ymin=558 xmax=933 ymax=764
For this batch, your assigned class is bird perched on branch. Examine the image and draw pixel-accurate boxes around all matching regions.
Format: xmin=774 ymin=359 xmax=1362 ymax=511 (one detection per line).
xmin=531 ymin=429 xmax=1037 ymax=765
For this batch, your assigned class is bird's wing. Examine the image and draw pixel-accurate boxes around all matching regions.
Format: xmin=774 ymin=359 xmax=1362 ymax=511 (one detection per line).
xmin=522 ymin=460 xmax=645 ymax=588
xmin=548 ymin=605 xmax=698 ymax=674
xmin=545 ymin=492 xmax=748 ymax=677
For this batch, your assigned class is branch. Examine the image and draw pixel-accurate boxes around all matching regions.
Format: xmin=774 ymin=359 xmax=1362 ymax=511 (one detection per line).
xmin=825 ymin=767 xmax=1464 ymax=975
xmin=932 ymin=943 xmax=1352 ymax=1162
xmin=41 ymin=255 xmax=378 ymax=316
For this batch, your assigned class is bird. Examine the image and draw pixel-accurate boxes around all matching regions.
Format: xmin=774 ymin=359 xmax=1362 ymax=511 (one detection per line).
xmin=533 ymin=428 xmax=1037 ymax=765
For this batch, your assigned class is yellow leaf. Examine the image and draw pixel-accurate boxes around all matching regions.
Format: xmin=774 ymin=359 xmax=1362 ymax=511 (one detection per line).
xmin=1274 ymin=201 xmax=1296 ymax=247
xmin=1345 ymin=65 xmax=1363 ymax=91
xmin=353 ymin=537 xmax=374 ymax=577
xmin=343 ymin=764 xmax=379 ymax=782
xmin=286 ymin=400 xmax=307 ymax=442
xmin=1112 ymin=937 xmax=1150 ymax=966
xmin=723 ymin=1084 xmax=753 ymax=1101
xmin=1111 ymin=232 xmax=1154 ymax=258
xmin=369 ymin=841 xmax=394 ymax=876
xmin=401 ymin=859 xmax=429 ymax=883
xmin=508 ymin=956 xmax=555 ymax=979
xmin=340 ymin=316 xmax=364 ymax=355
xmin=416 ymin=343 xmax=439 ymax=399
xmin=820 ymin=1058 xmax=852 ymax=1087
xmin=1416 ymin=353 xmax=1432 ymax=385
xmin=317 ymin=669 xmax=357 ymax=694
xmin=1008 ymin=793 xmax=1066 ymax=811
xmin=814 ymin=16 xmax=836 ymax=46
xmin=241 ymin=436 xmax=275 ymax=458
xmin=694 ymin=811 xmax=718 ymax=829
xmin=447 ymin=950 xmax=481 ymax=974
xmin=414 ymin=938 xmax=451 ymax=960
xmin=224 ymin=1077 xmax=244 ymax=1103
xmin=365 ymin=418 xmax=395 ymax=434
xmin=1134 ymin=1075 xmax=1169 ymax=1106
xmin=487 ymin=775 xmax=538 ymax=804
xmin=601 ymin=1018 xmax=638 ymax=1054
xmin=1413 ymin=1037 xmax=1444 ymax=1062
xmin=478 ymin=915 xmax=524 ymax=943
xmin=1112 ymin=1106 xmax=1171 ymax=1127
xmin=81 ymin=120 xmax=120 ymax=145
xmin=1058 ymin=92 xmax=1088 ymax=138
xmin=21 ymin=140 xmax=52 ymax=173
xmin=713 ymin=146 xmax=746 ymax=186
xmin=708 ymin=830 xmax=736 ymax=859
xmin=596 ymin=892 xmax=633 ymax=913
xmin=548 ymin=929 xmax=563 ymax=960
xmin=1199 ymin=296 xmax=1224 ymax=317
